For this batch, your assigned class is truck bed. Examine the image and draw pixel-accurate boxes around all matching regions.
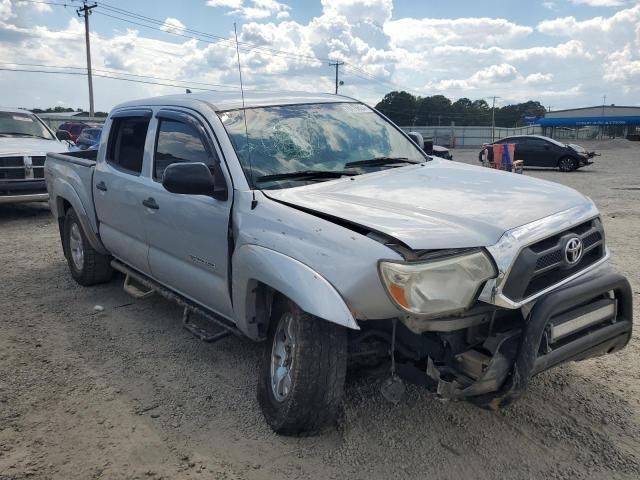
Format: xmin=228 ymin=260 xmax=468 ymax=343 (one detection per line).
xmin=45 ymin=149 xmax=100 ymax=244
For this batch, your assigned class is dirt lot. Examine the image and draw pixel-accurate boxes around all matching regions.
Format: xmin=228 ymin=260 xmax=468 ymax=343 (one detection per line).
xmin=1 ymin=139 xmax=639 ymax=479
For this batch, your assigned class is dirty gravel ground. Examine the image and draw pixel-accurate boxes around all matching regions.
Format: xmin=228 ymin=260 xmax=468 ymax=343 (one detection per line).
xmin=1 ymin=139 xmax=639 ymax=479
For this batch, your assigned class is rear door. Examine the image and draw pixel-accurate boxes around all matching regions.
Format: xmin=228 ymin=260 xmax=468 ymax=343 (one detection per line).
xmin=93 ymin=110 xmax=153 ymax=274
xmin=511 ymin=137 xmax=532 ymax=164
xmin=143 ymin=109 xmax=234 ymax=318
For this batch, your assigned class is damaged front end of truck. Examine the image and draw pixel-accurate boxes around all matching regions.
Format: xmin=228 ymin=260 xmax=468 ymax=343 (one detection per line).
xmin=350 ymin=209 xmax=633 ymax=408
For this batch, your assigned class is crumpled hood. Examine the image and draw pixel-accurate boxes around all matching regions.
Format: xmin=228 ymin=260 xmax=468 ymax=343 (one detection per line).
xmin=0 ymin=137 xmax=68 ymax=156
xmin=264 ymin=159 xmax=591 ymax=250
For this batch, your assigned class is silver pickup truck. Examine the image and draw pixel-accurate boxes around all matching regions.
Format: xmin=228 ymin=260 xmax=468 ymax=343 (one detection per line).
xmin=45 ymin=91 xmax=633 ymax=435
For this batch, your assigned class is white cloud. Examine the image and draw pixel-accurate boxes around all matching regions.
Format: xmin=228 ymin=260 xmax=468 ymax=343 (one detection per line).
xmin=470 ymin=63 xmax=519 ymax=83
xmin=603 ymin=45 xmax=640 ymax=83
xmin=570 ymin=0 xmax=628 ymax=6
xmin=542 ymin=1 xmax=557 ymax=9
xmin=385 ymin=17 xmax=532 ymax=49
xmin=321 ymin=0 xmax=393 ymax=24
xmin=207 ymin=0 xmax=291 ymax=20
xmin=0 ymin=0 xmax=13 ymax=21
xmin=524 ymin=72 xmax=553 ymax=84
xmin=207 ymin=0 xmax=243 ymax=8
xmin=537 ymin=4 xmax=640 ymax=41
xmin=16 ymin=0 xmax=52 ymax=13
xmin=159 ymin=17 xmax=186 ymax=35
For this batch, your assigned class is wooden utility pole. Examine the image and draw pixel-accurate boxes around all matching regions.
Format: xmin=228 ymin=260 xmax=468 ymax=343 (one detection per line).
xmin=77 ymin=1 xmax=97 ymax=117
xmin=491 ymin=96 xmax=500 ymax=142
xmin=328 ymin=60 xmax=344 ymax=94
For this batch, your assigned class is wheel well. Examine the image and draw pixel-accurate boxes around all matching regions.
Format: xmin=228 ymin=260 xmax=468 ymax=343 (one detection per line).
xmin=57 ymin=198 xmax=72 ymax=258
xmin=246 ymin=280 xmax=284 ymax=340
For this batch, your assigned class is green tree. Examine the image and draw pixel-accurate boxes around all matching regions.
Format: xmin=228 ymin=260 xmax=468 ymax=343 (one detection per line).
xmin=374 ymin=91 xmax=417 ymax=126
xmin=495 ymin=101 xmax=546 ymax=127
xmin=415 ymin=95 xmax=452 ymax=125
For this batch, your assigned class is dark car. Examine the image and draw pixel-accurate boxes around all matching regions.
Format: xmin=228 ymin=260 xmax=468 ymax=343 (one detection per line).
xmin=407 ymin=132 xmax=453 ymax=160
xmin=56 ymin=122 xmax=90 ymax=142
xmin=481 ymin=135 xmax=596 ymax=172
xmin=75 ymin=127 xmax=102 ymax=150
xmin=431 ymin=144 xmax=453 ymax=160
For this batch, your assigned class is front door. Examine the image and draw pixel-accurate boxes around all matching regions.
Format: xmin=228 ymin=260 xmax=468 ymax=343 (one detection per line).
xmin=525 ymin=138 xmax=551 ymax=167
xmin=143 ymin=109 xmax=233 ymax=319
xmin=93 ymin=110 xmax=153 ymax=274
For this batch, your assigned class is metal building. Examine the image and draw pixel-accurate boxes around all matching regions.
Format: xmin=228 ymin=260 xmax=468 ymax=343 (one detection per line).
xmin=539 ymin=105 xmax=640 ymax=140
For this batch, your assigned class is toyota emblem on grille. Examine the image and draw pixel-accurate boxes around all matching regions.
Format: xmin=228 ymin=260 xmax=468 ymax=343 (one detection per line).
xmin=564 ymin=237 xmax=583 ymax=265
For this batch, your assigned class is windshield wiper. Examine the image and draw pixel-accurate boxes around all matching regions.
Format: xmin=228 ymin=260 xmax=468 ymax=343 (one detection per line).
xmin=344 ymin=156 xmax=419 ymax=168
xmin=0 ymin=132 xmax=49 ymax=139
xmin=256 ymin=169 xmax=359 ymax=183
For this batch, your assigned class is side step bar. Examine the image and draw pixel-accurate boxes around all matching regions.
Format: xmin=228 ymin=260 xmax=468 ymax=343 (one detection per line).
xmin=110 ymin=259 xmax=242 ymax=342
xmin=123 ymin=274 xmax=154 ymax=299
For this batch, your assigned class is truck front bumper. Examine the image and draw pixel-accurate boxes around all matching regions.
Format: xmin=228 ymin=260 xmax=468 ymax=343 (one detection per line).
xmin=0 ymin=180 xmax=48 ymax=204
xmin=414 ymin=265 xmax=632 ymax=407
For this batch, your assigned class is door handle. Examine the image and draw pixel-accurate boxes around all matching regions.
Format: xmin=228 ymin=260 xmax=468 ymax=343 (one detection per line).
xmin=142 ymin=197 xmax=159 ymax=210
xmin=95 ymin=181 xmax=107 ymax=192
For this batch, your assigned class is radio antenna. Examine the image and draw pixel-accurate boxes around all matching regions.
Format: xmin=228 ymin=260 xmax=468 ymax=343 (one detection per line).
xmin=234 ymin=22 xmax=257 ymax=209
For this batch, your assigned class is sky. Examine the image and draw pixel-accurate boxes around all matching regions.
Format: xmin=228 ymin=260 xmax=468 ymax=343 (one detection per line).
xmin=0 ymin=0 xmax=639 ymax=112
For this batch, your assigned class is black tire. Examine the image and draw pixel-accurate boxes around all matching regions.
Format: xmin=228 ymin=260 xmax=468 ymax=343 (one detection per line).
xmin=257 ymin=297 xmax=347 ymax=435
xmin=63 ymin=208 xmax=113 ymax=286
xmin=558 ymin=156 xmax=578 ymax=172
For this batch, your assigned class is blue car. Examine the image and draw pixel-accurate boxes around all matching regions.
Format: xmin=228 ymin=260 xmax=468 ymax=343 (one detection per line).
xmin=75 ymin=127 xmax=102 ymax=150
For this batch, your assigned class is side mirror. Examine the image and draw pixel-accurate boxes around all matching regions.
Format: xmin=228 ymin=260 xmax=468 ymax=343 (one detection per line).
xmin=407 ymin=131 xmax=424 ymax=149
xmin=56 ymin=130 xmax=71 ymax=141
xmin=162 ymin=162 xmax=227 ymax=199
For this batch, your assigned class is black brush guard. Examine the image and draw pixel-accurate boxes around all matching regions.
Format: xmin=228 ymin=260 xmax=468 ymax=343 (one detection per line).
xmin=472 ymin=268 xmax=633 ymax=409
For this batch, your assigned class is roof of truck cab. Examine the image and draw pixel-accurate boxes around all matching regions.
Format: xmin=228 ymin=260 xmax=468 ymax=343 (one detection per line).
xmin=113 ymin=90 xmax=359 ymax=113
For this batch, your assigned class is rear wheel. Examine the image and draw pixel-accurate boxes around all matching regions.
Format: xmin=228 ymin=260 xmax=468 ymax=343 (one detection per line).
xmin=63 ymin=208 xmax=113 ymax=286
xmin=257 ymin=297 xmax=347 ymax=435
xmin=558 ymin=156 xmax=577 ymax=172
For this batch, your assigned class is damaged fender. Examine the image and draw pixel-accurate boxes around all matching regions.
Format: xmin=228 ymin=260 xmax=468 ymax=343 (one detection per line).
xmin=232 ymin=244 xmax=359 ymax=338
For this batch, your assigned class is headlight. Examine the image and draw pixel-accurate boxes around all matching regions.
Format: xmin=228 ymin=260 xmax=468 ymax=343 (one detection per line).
xmin=378 ymin=250 xmax=496 ymax=317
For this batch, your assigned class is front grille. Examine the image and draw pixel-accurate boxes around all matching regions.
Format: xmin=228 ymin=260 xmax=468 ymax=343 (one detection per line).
xmin=0 ymin=168 xmax=25 ymax=180
xmin=0 ymin=155 xmax=46 ymax=181
xmin=0 ymin=156 xmax=24 ymax=167
xmin=535 ymin=250 xmax=563 ymax=270
xmin=502 ymin=218 xmax=606 ymax=302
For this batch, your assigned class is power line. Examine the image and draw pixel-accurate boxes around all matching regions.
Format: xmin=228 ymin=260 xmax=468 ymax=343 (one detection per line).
xmin=37 ymin=0 xmax=421 ymax=95
xmin=12 ymin=0 xmax=73 ymax=6
xmin=91 ymin=3 xmax=325 ymax=64
xmin=0 ymin=67 xmax=218 ymax=91
xmin=0 ymin=62 xmax=240 ymax=89
xmin=94 ymin=0 xmax=331 ymax=63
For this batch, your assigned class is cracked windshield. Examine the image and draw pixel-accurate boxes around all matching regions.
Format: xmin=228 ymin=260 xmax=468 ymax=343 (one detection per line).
xmin=220 ymin=102 xmax=426 ymax=188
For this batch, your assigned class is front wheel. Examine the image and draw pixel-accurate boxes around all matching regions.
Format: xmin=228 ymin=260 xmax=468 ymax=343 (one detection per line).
xmin=257 ymin=297 xmax=347 ymax=435
xmin=558 ymin=156 xmax=578 ymax=172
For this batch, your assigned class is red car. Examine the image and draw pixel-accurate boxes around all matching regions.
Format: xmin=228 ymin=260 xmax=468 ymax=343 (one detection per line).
xmin=56 ymin=122 xmax=91 ymax=142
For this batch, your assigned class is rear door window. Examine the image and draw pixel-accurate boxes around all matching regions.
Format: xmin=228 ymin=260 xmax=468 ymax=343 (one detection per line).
xmin=107 ymin=116 xmax=151 ymax=174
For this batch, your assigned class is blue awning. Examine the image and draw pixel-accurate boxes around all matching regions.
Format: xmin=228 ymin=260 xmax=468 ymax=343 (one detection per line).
xmin=539 ymin=115 xmax=640 ymax=126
